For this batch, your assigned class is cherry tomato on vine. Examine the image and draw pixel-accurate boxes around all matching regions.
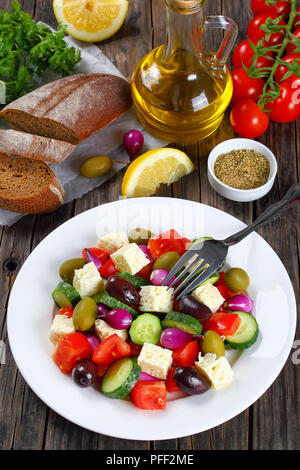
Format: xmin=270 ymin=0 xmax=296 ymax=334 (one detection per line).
xmin=232 ymin=37 xmax=274 ymax=70
xmin=266 ymin=81 xmax=300 ymax=123
xmin=251 ymin=0 xmax=291 ymax=20
xmin=274 ymin=53 xmax=300 ymax=84
xmin=230 ymin=99 xmax=270 ymax=138
xmin=293 ymin=6 xmax=300 ymax=28
xmin=286 ymin=28 xmax=300 ymax=54
xmin=231 ymin=68 xmax=265 ymax=104
xmin=247 ymin=13 xmax=286 ymax=47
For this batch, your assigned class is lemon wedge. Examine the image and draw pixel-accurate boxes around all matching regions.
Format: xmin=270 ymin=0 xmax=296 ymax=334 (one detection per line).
xmin=122 ymin=148 xmax=195 ymax=198
xmin=53 ymin=0 xmax=129 ymax=42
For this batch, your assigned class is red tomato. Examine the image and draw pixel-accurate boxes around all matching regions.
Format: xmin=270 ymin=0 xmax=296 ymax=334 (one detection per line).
xmin=216 ymin=284 xmax=230 ymax=301
xmin=231 ymin=68 xmax=265 ymax=104
xmin=247 ymin=13 xmax=286 ymax=46
xmin=166 ymin=367 xmax=181 ymax=393
xmin=172 ymin=340 xmax=199 ymax=367
xmin=147 ymin=229 xmax=186 ymax=260
xmin=131 ymin=381 xmax=167 ymax=410
xmin=274 ymin=53 xmax=300 ymax=84
xmin=215 ymin=271 xmax=225 ymax=286
xmin=230 ymin=99 xmax=269 ymax=138
xmin=183 ymin=238 xmax=192 ymax=250
xmin=294 ymin=6 xmax=300 ymax=28
xmin=251 ymin=0 xmax=291 ymax=20
xmin=266 ymin=81 xmax=300 ymax=122
xmin=128 ymin=339 xmax=143 ymax=356
xmin=82 ymin=248 xmax=109 ymax=264
xmin=99 ymin=258 xmax=117 ymax=278
xmin=136 ymin=261 xmax=153 ymax=280
xmin=56 ymin=306 xmax=74 ymax=319
xmin=232 ymin=38 xmax=274 ymax=70
xmin=227 ymin=289 xmax=246 ymax=299
xmin=92 ymin=334 xmax=131 ymax=366
xmin=52 ymin=333 xmax=93 ymax=374
xmin=202 ymin=313 xmax=241 ymax=336
xmin=96 ymin=364 xmax=108 ymax=378
xmin=173 ymin=297 xmax=181 ymax=312
xmin=286 ymin=28 xmax=300 ymax=54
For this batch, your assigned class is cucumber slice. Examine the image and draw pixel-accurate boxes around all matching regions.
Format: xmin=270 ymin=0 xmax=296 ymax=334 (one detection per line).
xmin=115 ymin=272 xmax=149 ymax=288
xmin=225 ymin=311 xmax=259 ymax=350
xmin=129 ymin=313 xmax=162 ymax=345
xmin=92 ymin=290 xmax=138 ymax=317
xmin=52 ymin=282 xmax=81 ymax=307
xmin=199 ymin=272 xmax=220 ymax=286
xmin=191 ymin=236 xmax=212 ymax=245
xmin=161 ymin=311 xmax=202 ymax=335
xmin=101 ymin=357 xmax=141 ymax=399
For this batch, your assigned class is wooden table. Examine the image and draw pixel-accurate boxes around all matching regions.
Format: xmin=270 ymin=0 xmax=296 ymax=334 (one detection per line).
xmin=0 ymin=0 xmax=299 ymax=451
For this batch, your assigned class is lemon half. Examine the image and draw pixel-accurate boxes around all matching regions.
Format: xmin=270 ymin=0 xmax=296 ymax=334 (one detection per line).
xmin=53 ymin=0 xmax=129 ymax=42
xmin=122 ymin=148 xmax=195 ymax=198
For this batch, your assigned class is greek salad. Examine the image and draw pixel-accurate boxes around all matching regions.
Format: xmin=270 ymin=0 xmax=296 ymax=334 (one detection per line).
xmin=50 ymin=228 xmax=259 ymax=410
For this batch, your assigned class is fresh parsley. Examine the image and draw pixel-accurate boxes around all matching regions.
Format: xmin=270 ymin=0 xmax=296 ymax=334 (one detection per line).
xmin=0 ymin=1 xmax=81 ymax=106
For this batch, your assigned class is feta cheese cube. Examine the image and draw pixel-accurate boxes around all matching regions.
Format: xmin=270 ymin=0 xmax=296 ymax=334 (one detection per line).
xmin=138 ymin=343 xmax=172 ymax=380
xmin=97 ymin=231 xmax=129 ymax=254
xmin=94 ymin=319 xmax=127 ymax=341
xmin=192 ymin=282 xmax=224 ymax=313
xmin=73 ymin=262 xmax=103 ymax=298
xmin=50 ymin=314 xmax=76 ymax=345
xmin=139 ymin=285 xmax=174 ymax=313
xmin=110 ymin=243 xmax=150 ymax=275
xmin=195 ymin=353 xmax=234 ymax=390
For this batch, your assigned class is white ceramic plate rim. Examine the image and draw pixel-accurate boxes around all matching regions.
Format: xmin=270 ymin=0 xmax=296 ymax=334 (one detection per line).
xmin=7 ymin=198 xmax=297 ymax=441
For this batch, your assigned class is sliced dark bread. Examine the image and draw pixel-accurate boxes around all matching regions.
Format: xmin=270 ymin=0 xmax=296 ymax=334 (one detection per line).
xmin=0 ymin=153 xmax=65 ymax=214
xmin=0 ymin=129 xmax=76 ymax=163
xmin=0 ymin=73 xmax=132 ymax=144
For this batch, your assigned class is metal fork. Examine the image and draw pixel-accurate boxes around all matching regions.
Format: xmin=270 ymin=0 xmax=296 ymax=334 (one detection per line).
xmin=162 ymin=182 xmax=300 ymax=299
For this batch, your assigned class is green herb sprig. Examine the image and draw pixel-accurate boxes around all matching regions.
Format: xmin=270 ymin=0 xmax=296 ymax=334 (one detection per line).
xmin=0 ymin=1 xmax=81 ymax=106
xmin=244 ymin=0 xmax=300 ymax=110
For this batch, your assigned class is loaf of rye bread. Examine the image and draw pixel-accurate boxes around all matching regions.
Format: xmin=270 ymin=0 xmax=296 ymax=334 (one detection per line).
xmin=0 ymin=153 xmax=65 ymax=214
xmin=0 ymin=129 xmax=76 ymax=163
xmin=0 ymin=73 xmax=132 ymax=144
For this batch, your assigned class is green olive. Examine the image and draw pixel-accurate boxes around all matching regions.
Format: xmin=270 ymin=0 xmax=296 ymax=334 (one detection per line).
xmin=200 ymin=330 xmax=225 ymax=357
xmin=128 ymin=228 xmax=154 ymax=245
xmin=73 ymin=298 xmax=98 ymax=331
xmin=225 ymin=267 xmax=249 ymax=292
xmin=59 ymin=258 xmax=86 ymax=284
xmin=153 ymin=251 xmax=180 ymax=271
xmin=80 ymin=155 xmax=112 ymax=178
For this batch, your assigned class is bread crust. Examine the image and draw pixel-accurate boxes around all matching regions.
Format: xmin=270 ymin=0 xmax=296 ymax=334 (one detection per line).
xmin=0 ymin=73 xmax=133 ymax=144
xmin=0 ymin=129 xmax=76 ymax=163
xmin=0 ymin=154 xmax=65 ymax=214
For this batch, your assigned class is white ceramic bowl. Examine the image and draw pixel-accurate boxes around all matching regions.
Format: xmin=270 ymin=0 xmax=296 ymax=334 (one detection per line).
xmin=7 ymin=198 xmax=296 ymax=440
xmin=207 ymin=138 xmax=277 ymax=202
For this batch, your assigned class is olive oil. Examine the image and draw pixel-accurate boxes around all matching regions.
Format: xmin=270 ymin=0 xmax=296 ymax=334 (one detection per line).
xmin=131 ymin=0 xmax=237 ymax=144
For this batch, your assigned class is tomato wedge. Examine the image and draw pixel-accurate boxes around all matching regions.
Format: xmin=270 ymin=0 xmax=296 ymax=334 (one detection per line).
xmin=131 ymin=381 xmax=167 ymax=410
xmin=147 ymin=229 xmax=186 ymax=260
xmin=128 ymin=339 xmax=143 ymax=357
xmin=202 ymin=313 xmax=241 ymax=336
xmin=92 ymin=334 xmax=130 ymax=366
xmin=166 ymin=367 xmax=181 ymax=393
xmin=56 ymin=306 xmax=74 ymax=318
xmin=99 ymin=258 xmax=118 ymax=279
xmin=82 ymin=248 xmax=109 ymax=264
xmin=136 ymin=262 xmax=153 ymax=280
xmin=172 ymin=340 xmax=199 ymax=367
xmin=52 ymin=333 xmax=93 ymax=374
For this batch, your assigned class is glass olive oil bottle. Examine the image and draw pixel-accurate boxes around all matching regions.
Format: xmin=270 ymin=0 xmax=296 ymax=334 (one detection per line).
xmin=131 ymin=0 xmax=238 ymax=144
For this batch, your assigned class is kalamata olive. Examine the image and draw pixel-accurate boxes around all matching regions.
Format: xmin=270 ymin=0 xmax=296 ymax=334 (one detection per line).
xmin=153 ymin=251 xmax=180 ymax=271
xmin=106 ymin=275 xmax=140 ymax=306
xmin=200 ymin=330 xmax=225 ymax=357
xmin=73 ymin=298 xmax=98 ymax=331
xmin=173 ymin=367 xmax=211 ymax=395
xmin=72 ymin=359 xmax=97 ymax=387
xmin=59 ymin=258 xmax=86 ymax=284
xmin=80 ymin=155 xmax=112 ymax=178
xmin=179 ymin=295 xmax=212 ymax=323
xmin=225 ymin=268 xmax=250 ymax=291
xmin=128 ymin=228 xmax=154 ymax=245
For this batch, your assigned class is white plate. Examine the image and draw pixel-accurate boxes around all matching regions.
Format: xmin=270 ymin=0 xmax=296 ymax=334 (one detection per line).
xmin=7 ymin=198 xmax=297 ymax=441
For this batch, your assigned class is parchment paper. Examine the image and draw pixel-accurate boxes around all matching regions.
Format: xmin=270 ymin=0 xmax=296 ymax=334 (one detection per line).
xmin=0 ymin=32 xmax=165 ymax=226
